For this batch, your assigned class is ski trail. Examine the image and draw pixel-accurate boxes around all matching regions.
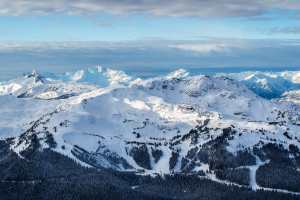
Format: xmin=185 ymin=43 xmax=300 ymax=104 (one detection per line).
xmin=248 ymin=155 xmax=269 ymax=191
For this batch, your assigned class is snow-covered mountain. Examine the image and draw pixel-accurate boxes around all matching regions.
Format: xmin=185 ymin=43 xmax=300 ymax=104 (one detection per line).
xmin=220 ymin=71 xmax=300 ymax=99
xmin=1 ymin=67 xmax=300 ymax=195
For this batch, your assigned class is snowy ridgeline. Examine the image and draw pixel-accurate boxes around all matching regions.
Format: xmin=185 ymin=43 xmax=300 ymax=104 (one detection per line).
xmin=0 ymin=67 xmax=300 ymax=193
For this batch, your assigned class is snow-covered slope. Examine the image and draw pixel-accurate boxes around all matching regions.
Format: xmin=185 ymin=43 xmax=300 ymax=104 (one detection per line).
xmin=1 ymin=68 xmax=300 ymax=193
xmin=280 ymin=90 xmax=300 ymax=105
xmin=0 ymin=70 xmax=98 ymax=99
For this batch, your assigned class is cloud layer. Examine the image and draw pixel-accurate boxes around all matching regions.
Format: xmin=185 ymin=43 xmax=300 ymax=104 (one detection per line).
xmin=0 ymin=0 xmax=299 ymax=17
xmin=0 ymin=39 xmax=299 ymax=74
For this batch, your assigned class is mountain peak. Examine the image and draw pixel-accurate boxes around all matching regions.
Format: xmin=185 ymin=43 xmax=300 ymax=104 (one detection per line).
xmin=166 ymin=68 xmax=189 ymax=80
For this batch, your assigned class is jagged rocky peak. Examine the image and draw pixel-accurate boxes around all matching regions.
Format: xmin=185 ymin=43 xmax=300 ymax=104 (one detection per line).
xmin=25 ymin=69 xmax=45 ymax=83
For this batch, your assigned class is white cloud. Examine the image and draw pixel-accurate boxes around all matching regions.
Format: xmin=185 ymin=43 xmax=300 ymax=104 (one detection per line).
xmin=168 ymin=39 xmax=252 ymax=54
xmin=170 ymin=43 xmax=229 ymax=54
xmin=0 ymin=0 xmax=299 ymax=17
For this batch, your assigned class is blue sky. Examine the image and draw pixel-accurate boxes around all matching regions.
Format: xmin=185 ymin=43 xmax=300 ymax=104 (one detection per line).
xmin=0 ymin=11 xmax=300 ymax=41
xmin=0 ymin=0 xmax=300 ymax=71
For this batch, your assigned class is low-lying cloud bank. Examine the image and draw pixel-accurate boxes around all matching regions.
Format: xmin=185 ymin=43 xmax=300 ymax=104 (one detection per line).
xmin=0 ymin=39 xmax=300 ymax=69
